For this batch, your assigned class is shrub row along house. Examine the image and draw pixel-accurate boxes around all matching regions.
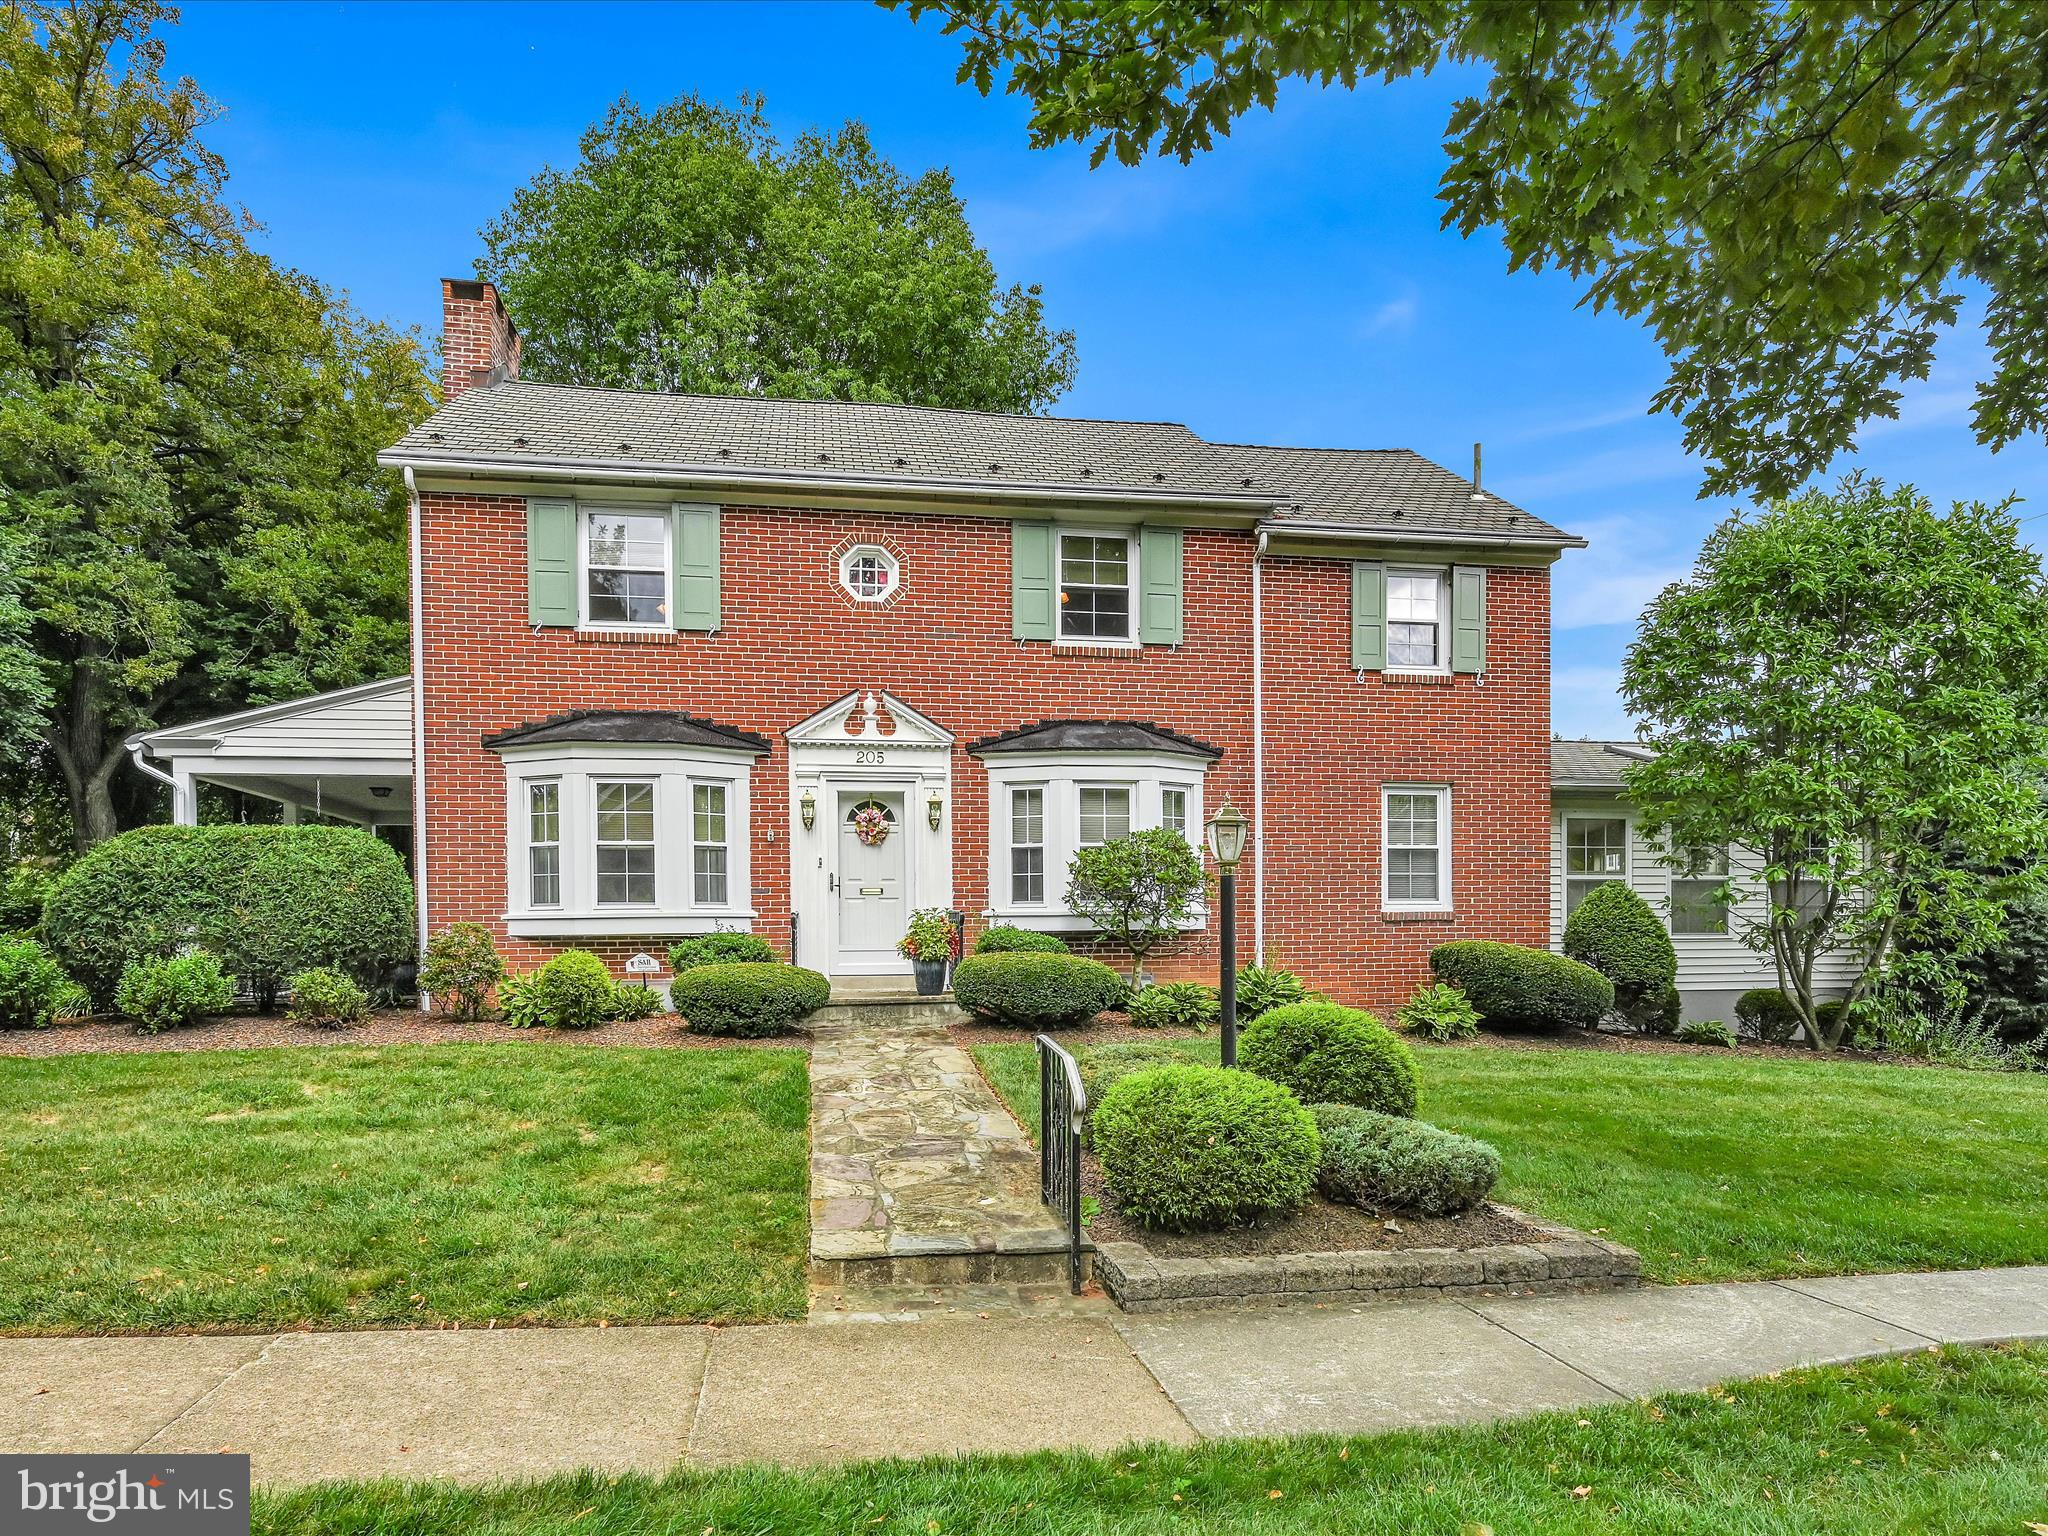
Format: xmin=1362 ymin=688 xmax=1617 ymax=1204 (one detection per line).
xmin=125 ymin=278 xmax=1830 ymax=1018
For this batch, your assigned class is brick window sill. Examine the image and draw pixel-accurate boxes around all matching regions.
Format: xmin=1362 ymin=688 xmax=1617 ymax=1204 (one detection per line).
xmin=1380 ymin=908 xmax=1456 ymax=924
xmin=1379 ymin=670 xmax=1457 ymax=686
xmin=575 ymin=628 xmax=685 ymax=646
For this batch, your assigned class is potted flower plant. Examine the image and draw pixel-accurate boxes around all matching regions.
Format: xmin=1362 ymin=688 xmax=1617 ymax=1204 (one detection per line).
xmin=898 ymin=907 xmax=957 ymax=996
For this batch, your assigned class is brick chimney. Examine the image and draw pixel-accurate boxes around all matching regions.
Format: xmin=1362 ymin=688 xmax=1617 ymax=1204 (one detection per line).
xmin=440 ymin=277 xmax=522 ymax=401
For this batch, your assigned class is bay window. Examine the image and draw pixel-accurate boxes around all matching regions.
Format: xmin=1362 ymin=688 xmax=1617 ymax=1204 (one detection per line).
xmin=1010 ymin=786 xmax=1045 ymax=904
xmin=527 ymin=781 xmax=561 ymax=907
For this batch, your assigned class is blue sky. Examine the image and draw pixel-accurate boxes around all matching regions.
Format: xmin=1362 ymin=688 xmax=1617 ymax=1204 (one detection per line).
xmin=164 ymin=1 xmax=2048 ymax=738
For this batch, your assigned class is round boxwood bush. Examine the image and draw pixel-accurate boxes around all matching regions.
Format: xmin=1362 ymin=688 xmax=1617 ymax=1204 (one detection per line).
xmin=672 ymin=962 xmax=830 ymax=1037
xmin=1239 ymin=1002 xmax=1419 ymax=1116
xmin=1429 ymin=940 xmax=1614 ymax=1031
xmin=287 ymin=966 xmax=370 ymax=1028
xmin=950 ymin=951 xmax=1125 ymax=1027
xmin=1093 ymin=1064 xmax=1320 ymax=1231
xmin=0 ymin=936 xmax=70 ymax=1030
xmin=45 ymin=825 xmax=413 ymax=1008
xmin=1127 ymin=981 xmax=1218 ymax=1030
xmin=973 ymin=924 xmax=1070 ymax=955
xmin=1735 ymin=987 xmax=1803 ymax=1044
xmin=667 ymin=932 xmax=778 ymax=972
xmin=115 ymin=951 xmax=235 ymax=1035
xmin=507 ymin=950 xmax=618 ymax=1030
xmin=1309 ymin=1103 xmax=1500 ymax=1217
xmin=1076 ymin=1041 xmax=1195 ymax=1145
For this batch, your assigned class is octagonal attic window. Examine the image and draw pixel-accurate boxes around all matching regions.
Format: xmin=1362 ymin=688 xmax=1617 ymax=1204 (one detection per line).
xmin=839 ymin=545 xmax=899 ymax=603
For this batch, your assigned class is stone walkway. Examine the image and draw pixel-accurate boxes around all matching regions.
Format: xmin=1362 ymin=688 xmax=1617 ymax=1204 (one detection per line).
xmin=6 ymin=1267 xmax=2045 ymax=1484
xmin=807 ymin=1021 xmax=1066 ymax=1274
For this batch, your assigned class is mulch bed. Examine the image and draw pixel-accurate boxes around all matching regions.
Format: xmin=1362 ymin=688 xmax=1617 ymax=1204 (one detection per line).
xmin=0 ymin=1010 xmax=804 ymax=1057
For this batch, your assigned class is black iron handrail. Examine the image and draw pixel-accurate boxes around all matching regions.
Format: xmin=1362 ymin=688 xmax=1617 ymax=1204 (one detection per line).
xmin=1035 ymin=1032 xmax=1088 ymax=1294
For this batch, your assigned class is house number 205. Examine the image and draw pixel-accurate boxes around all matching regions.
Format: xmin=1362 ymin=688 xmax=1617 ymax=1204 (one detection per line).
xmin=854 ymin=748 xmax=886 ymax=765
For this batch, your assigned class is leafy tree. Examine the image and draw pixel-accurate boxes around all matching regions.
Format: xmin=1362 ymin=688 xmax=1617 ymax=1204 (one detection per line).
xmin=0 ymin=524 xmax=49 ymax=766
xmin=1066 ymin=827 xmax=1206 ymax=985
xmin=480 ymin=92 xmax=1077 ymax=412
xmin=1 ymin=1 xmax=434 ymax=849
xmin=907 ymin=0 xmax=2048 ymax=496
xmin=1621 ymin=475 xmax=2048 ymax=1050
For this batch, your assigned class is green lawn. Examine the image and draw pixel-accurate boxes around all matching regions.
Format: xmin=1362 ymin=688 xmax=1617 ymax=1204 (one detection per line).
xmin=973 ymin=1038 xmax=2048 ymax=1283
xmin=0 ymin=1044 xmax=809 ymax=1331
xmin=252 ymin=1345 xmax=2048 ymax=1535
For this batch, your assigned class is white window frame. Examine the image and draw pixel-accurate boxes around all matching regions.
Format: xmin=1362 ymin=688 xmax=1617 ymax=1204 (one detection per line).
xmin=579 ymin=505 xmax=672 ymax=632
xmin=1385 ymin=566 xmax=1451 ymax=674
xmin=1076 ymin=781 xmax=1135 ymax=848
xmin=1055 ymin=526 xmax=1140 ymax=648
xmin=527 ymin=779 xmax=562 ymax=909
xmin=1382 ymin=784 xmax=1452 ymax=912
xmin=691 ymin=779 xmax=730 ymax=907
xmin=592 ymin=778 xmax=658 ymax=908
xmin=1564 ymin=814 xmax=1630 ymax=917
xmin=981 ymin=753 xmax=1208 ymax=928
xmin=1009 ymin=784 xmax=1047 ymax=906
xmin=837 ymin=544 xmax=900 ymax=604
xmin=1161 ymin=786 xmax=1189 ymax=841
xmin=1668 ymin=843 xmax=1731 ymax=936
xmin=497 ymin=744 xmax=755 ymax=937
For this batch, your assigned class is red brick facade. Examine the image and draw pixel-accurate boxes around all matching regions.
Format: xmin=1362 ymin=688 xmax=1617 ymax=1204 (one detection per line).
xmin=416 ymin=489 xmax=1553 ymax=1014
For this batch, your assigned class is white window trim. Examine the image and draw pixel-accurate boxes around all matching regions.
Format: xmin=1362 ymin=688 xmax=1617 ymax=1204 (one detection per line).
xmin=527 ymin=779 xmax=562 ymax=910
xmin=1385 ymin=566 xmax=1452 ymax=676
xmin=1007 ymin=783 xmax=1048 ymax=907
xmin=1054 ymin=525 xmax=1141 ymax=649
xmin=691 ymin=779 xmax=732 ymax=907
xmin=498 ymin=743 xmax=755 ymax=937
xmin=837 ymin=544 xmax=900 ymax=604
xmin=1666 ymin=842 xmax=1732 ymax=937
xmin=578 ymin=505 xmax=672 ymax=634
xmin=591 ymin=777 xmax=658 ymax=908
xmin=982 ymin=750 xmax=1208 ymax=930
xmin=1382 ymin=783 xmax=1452 ymax=912
xmin=1564 ymin=812 xmax=1630 ymax=916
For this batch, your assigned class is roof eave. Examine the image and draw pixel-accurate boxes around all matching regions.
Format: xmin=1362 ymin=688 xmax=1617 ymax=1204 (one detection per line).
xmin=1262 ymin=517 xmax=1588 ymax=551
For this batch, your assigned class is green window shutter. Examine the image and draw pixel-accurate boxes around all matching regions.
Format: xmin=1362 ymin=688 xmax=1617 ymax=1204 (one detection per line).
xmin=671 ymin=503 xmax=720 ymax=632
xmin=1350 ymin=561 xmax=1386 ymax=671
xmin=1011 ymin=521 xmax=1055 ymax=640
xmin=525 ymin=498 xmax=577 ymax=627
xmin=1138 ymin=526 xmax=1184 ymax=645
xmin=1450 ymin=564 xmax=1487 ymax=674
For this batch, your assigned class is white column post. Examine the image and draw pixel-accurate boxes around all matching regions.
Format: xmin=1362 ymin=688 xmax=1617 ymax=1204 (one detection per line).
xmin=171 ymin=765 xmax=199 ymax=826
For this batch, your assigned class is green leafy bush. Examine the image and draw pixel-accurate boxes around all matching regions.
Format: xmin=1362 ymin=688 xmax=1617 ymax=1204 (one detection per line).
xmin=418 ymin=923 xmax=505 ymax=1021
xmin=1077 ymin=1041 xmax=1197 ymax=1144
xmin=1127 ymin=981 xmax=1218 ymax=1030
xmin=1735 ymin=987 xmax=1803 ymax=1044
xmin=671 ymin=962 xmax=830 ymax=1037
xmin=1563 ymin=883 xmax=1677 ymax=1027
xmin=1309 ymin=1103 xmax=1500 ymax=1216
xmin=44 ymin=826 xmax=414 ymax=1007
xmin=115 ymin=951 xmax=235 ymax=1034
xmin=1240 ymin=1002 xmax=1419 ymax=1116
xmin=898 ymin=907 xmax=957 ymax=963
xmin=1066 ymin=827 xmax=1206 ymax=983
xmin=1093 ymin=1064 xmax=1320 ymax=1231
xmin=287 ymin=966 xmax=370 ymax=1028
xmin=1234 ymin=964 xmax=1309 ymax=1023
xmin=503 ymin=951 xmax=618 ymax=1030
xmin=951 ymin=951 xmax=1125 ymax=1027
xmin=1677 ymin=1018 xmax=1738 ymax=1047
xmin=1397 ymin=981 xmax=1481 ymax=1042
xmin=0 ymin=859 xmax=59 ymax=936
xmin=667 ymin=932 xmax=778 ymax=972
xmin=1430 ymin=940 xmax=1615 ymax=1031
xmin=0 ymin=936 xmax=70 ymax=1030
xmin=974 ymin=925 xmax=1069 ymax=955
xmin=606 ymin=982 xmax=665 ymax=1020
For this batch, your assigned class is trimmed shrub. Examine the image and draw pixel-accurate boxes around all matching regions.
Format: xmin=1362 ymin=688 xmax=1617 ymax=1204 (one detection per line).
xmin=1127 ymin=981 xmax=1218 ymax=1031
xmin=672 ymin=962 xmax=830 ymax=1037
xmin=44 ymin=825 xmax=413 ymax=1007
xmin=1397 ymin=981 xmax=1481 ymax=1042
xmin=287 ymin=966 xmax=370 ymax=1028
xmin=1093 ymin=1064 xmax=1320 ymax=1231
xmin=1077 ymin=1041 xmax=1197 ymax=1143
xmin=1564 ymin=882 xmax=1676 ymax=997
xmin=0 ymin=936 xmax=69 ymax=1030
xmin=1735 ymin=987 xmax=1802 ymax=1044
xmin=419 ymin=923 xmax=506 ymax=1021
xmin=1430 ymin=940 xmax=1614 ymax=1031
xmin=115 ymin=952 xmax=235 ymax=1034
xmin=951 ymin=951 xmax=1125 ymax=1027
xmin=974 ymin=924 xmax=1069 ymax=956
xmin=0 ymin=858 xmax=59 ymax=936
xmin=667 ymin=932 xmax=777 ymax=972
xmin=1677 ymin=1018 xmax=1738 ymax=1047
xmin=1309 ymin=1103 xmax=1500 ymax=1217
xmin=1240 ymin=1002 xmax=1420 ymax=1116
xmin=507 ymin=951 xmax=617 ymax=1030
xmin=1640 ymin=981 xmax=1684 ymax=1038
xmin=1234 ymin=964 xmax=1309 ymax=1023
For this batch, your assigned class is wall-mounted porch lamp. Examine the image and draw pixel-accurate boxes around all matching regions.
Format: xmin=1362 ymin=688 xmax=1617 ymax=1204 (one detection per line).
xmin=927 ymin=791 xmax=944 ymax=831
xmin=799 ymin=788 xmax=817 ymax=830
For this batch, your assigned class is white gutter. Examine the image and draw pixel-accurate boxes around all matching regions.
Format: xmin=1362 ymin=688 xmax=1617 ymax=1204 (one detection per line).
xmin=1252 ymin=527 xmax=1268 ymax=962
xmin=1265 ymin=518 xmax=1588 ymax=550
xmin=126 ymin=736 xmax=177 ymax=791
xmin=405 ymin=465 xmax=430 ymax=1010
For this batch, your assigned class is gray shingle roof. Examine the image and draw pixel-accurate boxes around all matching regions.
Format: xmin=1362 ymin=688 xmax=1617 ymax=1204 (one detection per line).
xmin=386 ymin=381 xmax=1580 ymax=546
xmin=483 ymin=710 xmax=769 ymax=754
xmin=968 ymin=719 xmax=1224 ymax=759
xmin=1551 ymin=739 xmax=1655 ymax=789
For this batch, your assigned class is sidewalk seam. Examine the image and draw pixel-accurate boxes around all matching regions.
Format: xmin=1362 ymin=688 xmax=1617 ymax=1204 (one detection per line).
xmin=1455 ymin=1302 xmax=1633 ymax=1403
xmin=1106 ymin=1317 xmax=1205 ymax=1444
xmin=680 ymin=1327 xmax=717 ymax=1462
xmin=131 ymin=1333 xmax=287 ymax=1453
xmin=1764 ymin=1280 xmax=1946 ymax=1344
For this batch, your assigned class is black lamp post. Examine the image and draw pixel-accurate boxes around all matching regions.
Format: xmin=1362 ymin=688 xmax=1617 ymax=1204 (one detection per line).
xmin=1205 ymin=802 xmax=1250 ymax=1067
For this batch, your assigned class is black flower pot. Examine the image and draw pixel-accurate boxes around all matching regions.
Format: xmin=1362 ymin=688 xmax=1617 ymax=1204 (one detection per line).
xmin=912 ymin=958 xmax=948 ymax=996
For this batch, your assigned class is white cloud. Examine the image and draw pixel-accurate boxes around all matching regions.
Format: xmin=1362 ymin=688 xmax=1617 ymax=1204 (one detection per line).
xmin=1549 ymin=516 xmax=1693 ymax=630
xmin=1498 ymin=443 xmax=1701 ymax=504
xmin=1508 ymin=399 xmax=1653 ymax=443
xmin=1359 ymin=290 xmax=1419 ymax=340
xmin=1551 ymin=664 xmax=1637 ymax=742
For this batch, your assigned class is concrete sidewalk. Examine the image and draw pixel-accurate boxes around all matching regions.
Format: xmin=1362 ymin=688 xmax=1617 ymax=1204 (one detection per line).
xmin=4 ymin=1267 xmax=2045 ymax=1485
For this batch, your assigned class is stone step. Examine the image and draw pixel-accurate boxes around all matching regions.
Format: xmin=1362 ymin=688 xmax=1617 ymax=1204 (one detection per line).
xmin=810 ymin=994 xmax=972 ymax=1030
xmin=808 ymin=1277 xmax=1116 ymax=1324
xmin=808 ymin=1243 xmax=1090 ymax=1291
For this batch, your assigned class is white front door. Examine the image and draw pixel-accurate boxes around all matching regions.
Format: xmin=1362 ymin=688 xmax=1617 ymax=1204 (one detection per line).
xmin=835 ymin=791 xmax=909 ymax=972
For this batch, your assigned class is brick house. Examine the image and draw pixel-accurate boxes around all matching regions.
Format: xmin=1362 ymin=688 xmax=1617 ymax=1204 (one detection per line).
xmin=134 ymin=278 xmax=1593 ymax=1014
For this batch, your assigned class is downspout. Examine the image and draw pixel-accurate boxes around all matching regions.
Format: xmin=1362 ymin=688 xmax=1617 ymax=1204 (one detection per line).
xmin=126 ymin=737 xmax=177 ymax=794
xmin=405 ymin=465 xmax=430 ymax=1010
xmin=1252 ymin=528 xmax=1268 ymax=962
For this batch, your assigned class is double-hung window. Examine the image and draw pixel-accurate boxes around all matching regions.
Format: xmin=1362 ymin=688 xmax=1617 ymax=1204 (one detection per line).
xmin=692 ymin=783 xmax=729 ymax=905
xmin=1386 ymin=569 xmax=1448 ymax=670
xmin=1565 ymin=816 xmax=1628 ymax=915
xmin=594 ymin=780 xmax=656 ymax=905
xmin=584 ymin=510 xmax=670 ymax=627
xmin=1161 ymin=787 xmax=1189 ymax=840
xmin=1669 ymin=845 xmax=1730 ymax=934
xmin=527 ymin=781 xmax=561 ymax=907
xmin=1010 ymin=786 xmax=1046 ymax=904
xmin=1383 ymin=786 xmax=1449 ymax=909
xmin=1078 ymin=785 xmax=1133 ymax=847
xmin=1059 ymin=533 xmax=1134 ymax=642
